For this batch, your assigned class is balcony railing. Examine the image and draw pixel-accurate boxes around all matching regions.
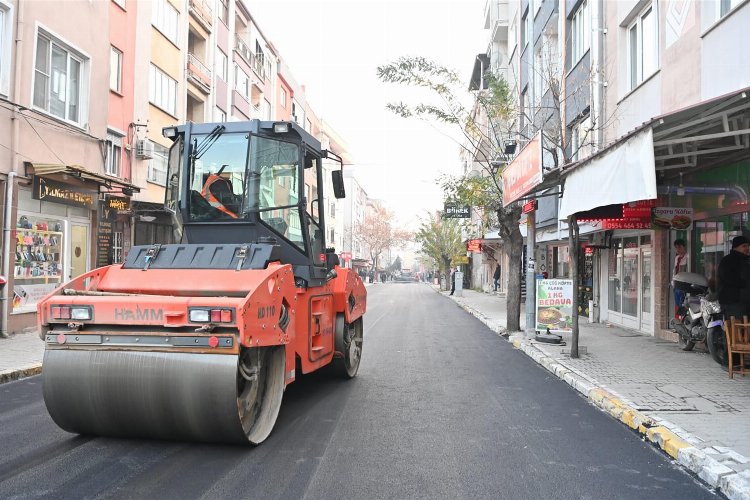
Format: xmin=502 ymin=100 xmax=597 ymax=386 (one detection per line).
xmin=187 ymin=53 xmax=212 ymax=94
xmin=234 ymin=36 xmax=267 ymax=81
xmin=189 ymin=0 xmax=213 ymax=31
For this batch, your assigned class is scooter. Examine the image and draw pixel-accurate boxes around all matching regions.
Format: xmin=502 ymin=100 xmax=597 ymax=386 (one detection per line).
xmin=672 ymin=272 xmax=720 ymax=351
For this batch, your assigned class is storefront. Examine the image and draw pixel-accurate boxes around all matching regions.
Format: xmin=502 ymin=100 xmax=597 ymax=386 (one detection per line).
xmin=604 ymin=233 xmax=654 ymax=333
xmin=7 ymin=164 xmax=139 ymax=333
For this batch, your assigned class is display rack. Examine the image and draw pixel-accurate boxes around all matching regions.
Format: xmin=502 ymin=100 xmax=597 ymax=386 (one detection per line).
xmin=14 ymin=227 xmax=64 ymax=284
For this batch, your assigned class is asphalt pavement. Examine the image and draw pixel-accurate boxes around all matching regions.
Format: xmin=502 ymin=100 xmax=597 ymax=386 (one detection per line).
xmin=0 ymin=282 xmax=718 ymax=499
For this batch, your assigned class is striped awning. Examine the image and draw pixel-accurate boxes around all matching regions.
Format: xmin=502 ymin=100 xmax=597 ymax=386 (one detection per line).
xmin=24 ymin=162 xmax=141 ymax=193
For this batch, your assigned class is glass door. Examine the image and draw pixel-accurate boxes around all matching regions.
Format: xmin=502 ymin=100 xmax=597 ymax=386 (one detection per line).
xmin=69 ymin=223 xmax=89 ymax=279
xmin=640 ymin=236 xmax=653 ymax=332
xmin=621 ymin=237 xmax=640 ymax=329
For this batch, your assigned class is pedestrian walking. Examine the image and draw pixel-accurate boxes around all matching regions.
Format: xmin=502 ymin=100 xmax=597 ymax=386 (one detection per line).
xmin=717 ymin=235 xmax=750 ymax=320
xmin=493 ymin=264 xmax=501 ymax=293
xmin=449 ymin=268 xmax=456 ymax=296
xmin=673 ymin=239 xmax=688 ymax=319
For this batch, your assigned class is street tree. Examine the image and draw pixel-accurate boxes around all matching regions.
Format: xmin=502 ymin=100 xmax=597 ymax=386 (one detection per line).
xmin=377 ymin=57 xmax=524 ymax=331
xmin=415 ymin=211 xmax=464 ymax=289
xmin=358 ymin=205 xmax=410 ymax=280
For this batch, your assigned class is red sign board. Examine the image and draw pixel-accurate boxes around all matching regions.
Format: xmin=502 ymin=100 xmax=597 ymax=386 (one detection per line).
xmin=340 ymin=252 xmax=352 ymax=260
xmin=601 ymin=218 xmax=652 ymax=230
xmin=467 ymin=239 xmax=482 ymax=252
xmin=522 ymin=199 xmax=538 ymax=214
xmin=502 ymin=134 xmax=542 ymax=206
xmin=622 ymin=199 xmax=657 ymax=218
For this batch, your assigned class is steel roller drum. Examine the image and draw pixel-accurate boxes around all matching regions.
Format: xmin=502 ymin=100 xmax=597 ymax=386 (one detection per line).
xmin=42 ymin=347 xmax=285 ymax=444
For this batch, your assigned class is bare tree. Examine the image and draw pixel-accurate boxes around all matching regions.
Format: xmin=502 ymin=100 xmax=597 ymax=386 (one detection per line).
xmin=357 ymin=205 xmax=411 ymax=279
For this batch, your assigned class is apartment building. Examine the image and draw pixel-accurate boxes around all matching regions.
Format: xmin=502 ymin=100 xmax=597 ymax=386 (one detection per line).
xmin=480 ymin=0 xmax=750 ymax=338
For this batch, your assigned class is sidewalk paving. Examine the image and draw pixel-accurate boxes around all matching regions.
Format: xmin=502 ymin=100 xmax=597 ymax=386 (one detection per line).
xmin=440 ymin=285 xmax=750 ymax=500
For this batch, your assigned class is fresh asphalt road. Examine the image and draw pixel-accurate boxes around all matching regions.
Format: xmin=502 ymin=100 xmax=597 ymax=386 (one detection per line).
xmin=0 ymin=283 xmax=715 ymax=499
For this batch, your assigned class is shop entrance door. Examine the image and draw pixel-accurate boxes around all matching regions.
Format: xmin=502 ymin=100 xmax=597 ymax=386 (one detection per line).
xmin=69 ymin=223 xmax=89 ymax=279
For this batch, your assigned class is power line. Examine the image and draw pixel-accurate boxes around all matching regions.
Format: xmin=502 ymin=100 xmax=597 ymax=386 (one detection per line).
xmin=22 ymin=113 xmax=65 ymax=164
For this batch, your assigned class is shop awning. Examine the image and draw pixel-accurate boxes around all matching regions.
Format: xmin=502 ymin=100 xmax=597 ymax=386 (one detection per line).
xmin=25 ymin=163 xmax=141 ymax=193
xmin=559 ymin=128 xmax=657 ymax=220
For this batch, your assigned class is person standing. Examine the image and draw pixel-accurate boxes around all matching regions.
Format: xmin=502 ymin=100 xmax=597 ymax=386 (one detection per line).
xmin=673 ymin=239 xmax=689 ymax=319
xmin=493 ymin=264 xmax=501 ymax=293
xmin=717 ymin=236 xmax=750 ymax=320
xmin=449 ymin=268 xmax=456 ymax=296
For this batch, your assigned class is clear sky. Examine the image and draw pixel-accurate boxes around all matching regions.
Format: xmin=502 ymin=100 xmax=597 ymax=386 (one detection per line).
xmin=247 ymin=0 xmax=487 ymax=231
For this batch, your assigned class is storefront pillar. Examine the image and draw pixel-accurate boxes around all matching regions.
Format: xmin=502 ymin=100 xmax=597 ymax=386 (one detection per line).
xmin=653 ymin=230 xmax=674 ymax=340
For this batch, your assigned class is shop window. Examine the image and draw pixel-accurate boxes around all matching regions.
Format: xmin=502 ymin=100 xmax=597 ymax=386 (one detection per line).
xmin=33 ymin=29 xmax=88 ymax=126
xmin=13 ymin=214 xmax=64 ymax=313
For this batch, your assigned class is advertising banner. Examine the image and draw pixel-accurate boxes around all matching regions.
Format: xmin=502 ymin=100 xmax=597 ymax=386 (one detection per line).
xmin=651 ymin=207 xmax=693 ymax=230
xmin=535 ymin=279 xmax=574 ymax=333
xmin=502 ymin=133 xmax=542 ymax=206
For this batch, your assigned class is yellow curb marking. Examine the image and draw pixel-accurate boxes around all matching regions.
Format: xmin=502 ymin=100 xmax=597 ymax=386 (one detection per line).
xmin=646 ymin=426 xmax=691 ymax=459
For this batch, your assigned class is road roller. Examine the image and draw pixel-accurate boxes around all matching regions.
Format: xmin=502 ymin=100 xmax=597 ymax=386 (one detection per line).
xmin=37 ymin=120 xmax=366 ymax=444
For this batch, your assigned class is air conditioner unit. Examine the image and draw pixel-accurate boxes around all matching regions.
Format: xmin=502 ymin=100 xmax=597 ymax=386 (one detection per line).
xmin=136 ymin=139 xmax=154 ymax=159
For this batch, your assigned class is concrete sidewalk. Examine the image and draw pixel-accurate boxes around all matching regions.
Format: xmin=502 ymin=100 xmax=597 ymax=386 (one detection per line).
xmin=440 ymin=284 xmax=750 ymax=499
xmin=0 ymin=331 xmax=43 ymax=383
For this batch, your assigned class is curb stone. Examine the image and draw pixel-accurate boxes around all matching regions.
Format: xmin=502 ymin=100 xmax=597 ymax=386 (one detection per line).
xmin=0 ymin=363 xmax=42 ymax=384
xmin=443 ymin=289 xmax=750 ymax=499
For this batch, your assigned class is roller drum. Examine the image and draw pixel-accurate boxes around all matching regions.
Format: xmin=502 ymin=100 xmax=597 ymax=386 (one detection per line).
xmin=42 ymin=347 xmax=285 ymax=444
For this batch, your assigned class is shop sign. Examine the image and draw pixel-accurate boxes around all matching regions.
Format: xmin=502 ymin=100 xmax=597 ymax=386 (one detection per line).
xmin=32 ymin=176 xmax=95 ymax=208
xmin=502 ymin=133 xmax=542 ymax=206
xmin=651 ymin=207 xmax=693 ymax=230
xmin=522 ymin=199 xmax=538 ymax=214
xmin=340 ymin=252 xmax=352 ymax=261
xmin=467 ymin=239 xmax=482 ymax=252
xmin=454 ymin=255 xmax=469 ymax=264
xmin=622 ymin=199 xmax=657 ymax=218
xmin=602 ymin=218 xmax=652 ymax=230
xmin=105 ymin=196 xmax=130 ymax=213
xmin=443 ymin=204 xmax=471 ymax=218
xmin=97 ymin=202 xmax=114 ymax=268
xmin=535 ymin=279 xmax=574 ymax=333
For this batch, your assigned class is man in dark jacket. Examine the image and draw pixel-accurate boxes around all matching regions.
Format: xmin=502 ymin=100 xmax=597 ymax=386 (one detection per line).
xmin=717 ymin=235 xmax=750 ymax=320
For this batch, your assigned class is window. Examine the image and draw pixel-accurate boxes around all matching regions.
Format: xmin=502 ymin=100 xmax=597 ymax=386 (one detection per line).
xmin=148 ymin=142 xmax=168 ymax=186
xmin=33 ymin=31 xmax=86 ymax=125
xmin=216 ymin=49 xmax=227 ymax=81
xmin=522 ymin=12 xmax=530 ymax=48
xmin=571 ymin=114 xmax=592 ymax=161
xmin=0 ymin=2 xmax=12 ymax=96
xmin=110 ymin=46 xmax=122 ymax=93
xmin=149 ymin=64 xmax=177 ymax=115
xmin=254 ymin=41 xmax=266 ymax=77
xmin=218 ymin=0 xmax=228 ymax=25
xmin=262 ymin=99 xmax=271 ymax=120
xmin=105 ymin=132 xmax=123 ymax=177
xmin=570 ymin=0 xmax=589 ymax=64
xmin=112 ymin=231 xmax=123 ymax=263
xmin=234 ymin=64 xmax=249 ymax=97
xmin=627 ymin=4 xmax=658 ymax=90
xmin=152 ymin=0 xmax=179 ymax=45
xmin=280 ymin=87 xmax=286 ymax=108
xmin=719 ymin=0 xmax=742 ymax=18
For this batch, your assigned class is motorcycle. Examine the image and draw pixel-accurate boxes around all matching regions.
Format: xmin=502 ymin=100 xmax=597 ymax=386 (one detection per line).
xmin=672 ymin=272 xmax=722 ymax=351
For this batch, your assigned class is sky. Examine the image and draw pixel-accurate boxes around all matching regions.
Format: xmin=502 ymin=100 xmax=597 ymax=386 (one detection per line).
xmin=247 ymin=0 xmax=487 ymax=230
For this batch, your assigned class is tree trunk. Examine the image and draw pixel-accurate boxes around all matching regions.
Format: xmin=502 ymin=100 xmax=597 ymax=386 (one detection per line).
xmin=497 ymin=205 xmax=523 ymax=332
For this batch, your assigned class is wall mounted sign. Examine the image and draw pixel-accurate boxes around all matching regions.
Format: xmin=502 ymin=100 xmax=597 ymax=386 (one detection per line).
xmin=502 ymin=133 xmax=542 ymax=206
xmin=32 ymin=176 xmax=95 ymax=208
xmin=443 ymin=204 xmax=471 ymax=218
xmin=651 ymin=207 xmax=693 ymax=230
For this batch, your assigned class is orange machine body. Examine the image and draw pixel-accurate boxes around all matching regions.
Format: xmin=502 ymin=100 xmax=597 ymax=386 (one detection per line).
xmin=37 ymin=262 xmax=366 ymax=384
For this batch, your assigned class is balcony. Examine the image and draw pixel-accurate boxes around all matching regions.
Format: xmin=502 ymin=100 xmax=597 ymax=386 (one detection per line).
xmin=484 ymin=0 xmax=509 ymax=42
xmin=189 ymin=0 xmax=213 ymax=32
xmin=187 ymin=53 xmax=212 ymax=94
xmin=235 ymin=36 xmax=253 ymax=65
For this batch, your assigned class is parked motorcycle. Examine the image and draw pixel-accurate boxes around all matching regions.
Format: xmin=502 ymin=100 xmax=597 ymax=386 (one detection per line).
xmin=672 ymin=272 xmax=723 ymax=352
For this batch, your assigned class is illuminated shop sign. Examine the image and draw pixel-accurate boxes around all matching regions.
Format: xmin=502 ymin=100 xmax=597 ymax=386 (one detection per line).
xmin=32 ymin=176 xmax=95 ymax=208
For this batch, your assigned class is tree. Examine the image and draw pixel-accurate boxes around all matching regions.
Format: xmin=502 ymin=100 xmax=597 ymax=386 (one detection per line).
xmin=357 ymin=205 xmax=410 ymax=280
xmin=377 ymin=57 xmax=524 ymax=331
xmin=415 ymin=211 xmax=464 ymax=289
